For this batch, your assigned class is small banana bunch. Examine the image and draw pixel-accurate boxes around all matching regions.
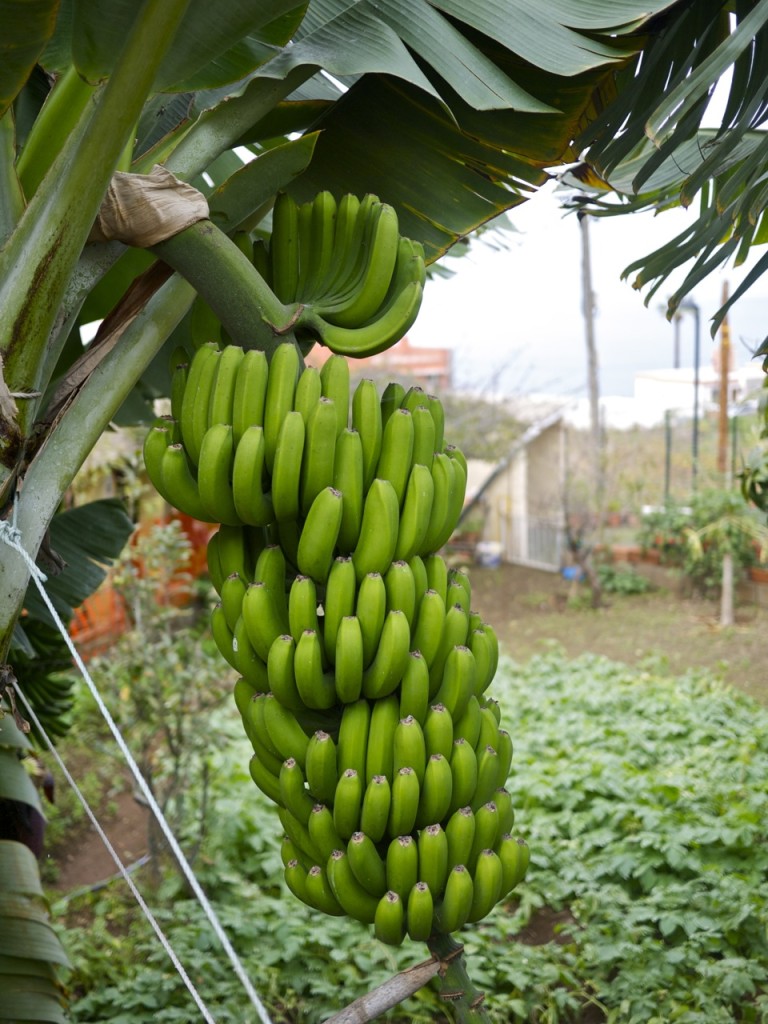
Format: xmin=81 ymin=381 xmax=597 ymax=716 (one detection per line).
xmin=142 ymin=338 xmax=529 ymax=945
xmin=271 ymin=191 xmax=426 ymax=358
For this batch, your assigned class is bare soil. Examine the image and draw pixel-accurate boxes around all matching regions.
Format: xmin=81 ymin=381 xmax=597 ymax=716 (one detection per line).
xmin=466 ymin=562 xmax=768 ymax=704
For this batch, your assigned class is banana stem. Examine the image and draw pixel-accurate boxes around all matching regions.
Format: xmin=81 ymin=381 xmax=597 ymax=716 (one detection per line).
xmin=323 ymin=956 xmax=441 ymax=1024
xmin=151 ymin=219 xmax=297 ymax=354
xmin=426 ymin=934 xmax=492 ymax=1024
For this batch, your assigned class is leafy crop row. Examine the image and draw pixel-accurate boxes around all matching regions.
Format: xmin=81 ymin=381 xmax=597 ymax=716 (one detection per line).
xmin=60 ymin=650 xmax=768 ymax=1023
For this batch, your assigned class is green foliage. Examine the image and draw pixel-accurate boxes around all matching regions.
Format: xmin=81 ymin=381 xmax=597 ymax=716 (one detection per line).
xmin=596 ymin=562 xmax=652 ymax=596
xmin=637 ymin=490 xmax=765 ymax=596
xmin=55 ymin=650 xmax=768 ymax=1022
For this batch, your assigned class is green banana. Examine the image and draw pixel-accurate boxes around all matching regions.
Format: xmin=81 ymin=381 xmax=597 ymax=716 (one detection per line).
xmin=495 ymin=728 xmax=514 ymax=789
xmin=445 ymin=805 xmax=477 ymax=873
xmin=246 ymin=691 xmax=283 ymax=761
xmin=242 ymin=580 xmax=290 ymax=663
xmin=334 ymin=615 xmax=364 ymax=704
xmin=468 ymin=801 xmax=500 ymax=874
xmin=288 ymin=574 xmax=320 ymax=644
xmin=294 ymin=365 xmax=323 ymax=424
xmin=498 ymin=834 xmax=530 ymax=896
xmin=406 ymin=881 xmax=434 ymax=942
xmin=419 ymin=453 xmax=456 ymax=556
xmin=356 ymin=571 xmax=387 ymax=668
xmin=434 ymin=863 xmax=473 ymax=934
xmin=388 ymin=766 xmax=420 ymax=840
xmin=426 ymin=394 xmax=445 ymax=455
xmin=233 ymin=615 xmax=269 ymax=690
xmin=351 ymin=377 xmax=383 ymax=490
xmin=308 ymin=803 xmax=344 ymax=863
xmin=468 ymin=628 xmax=495 ymax=698
xmin=409 ymin=554 xmax=429 ymax=606
xmin=197 ymin=423 xmax=241 ymax=525
xmin=431 ymin=450 xmax=467 ymax=552
xmin=466 ymin=848 xmax=503 ymax=924
xmin=359 ymin=774 xmax=391 ymax=845
xmin=143 ymin=424 xmax=175 ymax=506
xmin=333 ymin=428 xmax=364 ymax=553
xmin=374 ymin=890 xmax=405 ymax=947
xmin=206 ymin=528 xmax=225 ymax=594
xmin=303 ymin=191 xmax=338 ymax=301
xmin=333 ymin=767 xmax=364 ymax=841
xmin=471 ymin=745 xmax=501 ymax=811
xmin=327 ymin=849 xmax=379 ymax=925
xmin=232 ymin=348 xmax=269 ymax=446
xmin=480 ymin=696 xmax=502 ymax=725
xmin=262 ymin=692 xmax=311 ymax=767
xmin=393 ymin=463 xmax=435 ymax=563
xmin=432 ymin=644 xmax=477 ymax=722
xmin=380 ymin=381 xmax=405 ymax=429
xmin=418 ymin=824 xmax=449 ymax=899
xmin=308 ymin=278 xmax=423 ymax=359
xmin=494 ymin=787 xmax=516 ymax=836
xmin=296 ymin=486 xmax=343 ymax=584
xmin=476 ymin=705 xmax=500 ymax=756
xmin=300 ymin=396 xmax=338 ymax=516
xmin=320 ymin=192 xmax=360 ymax=300
xmin=385 ymin=834 xmax=419 ymax=901
xmin=294 ymin=629 xmax=336 ymax=710
xmin=376 ymin=407 xmax=414 ymax=508
xmin=446 ymin=579 xmax=470 ymax=618
xmin=217 ymin=523 xmax=254 ymax=581
xmin=453 ymin=695 xmax=482 ymax=749
xmin=337 ymin=698 xmax=371 ymax=780
xmin=266 ymin=633 xmax=304 ymax=712
xmin=326 ymin=202 xmax=400 ymax=327
xmin=280 ymin=757 xmax=315 ymax=826
xmin=423 ymin=703 xmax=454 ymax=762
xmin=254 ymin=540 xmax=289 ymax=611
xmin=305 ymin=864 xmax=345 ymax=916
xmin=393 ymin=715 xmax=427 ymax=785
xmin=348 ymin=831 xmax=387 ymax=897
xmin=208 ymin=344 xmax=244 ymax=428
xmin=315 ymin=194 xmax=377 ymax=310
xmin=270 ymin=191 xmax=301 ymax=302
xmin=410 ymin=404 xmax=436 ymax=472
xmin=320 ymin=353 xmax=351 ymax=436
xmin=180 ymin=341 xmax=219 ymax=465
xmin=264 ymin=341 xmax=301 ymax=473
xmin=271 ymin=410 xmax=306 ymax=522
xmin=323 ymin=556 xmax=357 ymax=664
xmin=211 ymin=603 xmax=238 ymax=670
xmin=384 ymin=560 xmax=416 ymax=627
xmin=352 ymin=477 xmax=400 ymax=582
xmin=249 ymin=749 xmax=284 ymax=805
xmin=477 ymin=623 xmax=500 ymax=694
xmin=170 ymin=359 xmax=188 ymax=424
xmin=232 ymin=424 xmax=274 ymax=527
xmin=399 ymin=651 xmax=430 ymax=726
xmin=361 ymin=608 xmax=411 ymax=700
xmin=160 ymin=443 xmax=217 ymax=522
xmin=364 ymin=693 xmax=399 ymax=786
xmin=415 ymin=753 xmax=453 ymax=829
xmin=411 ymin=589 xmax=446 ymax=669
xmin=282 ymin=835 xmax=306 ymax=870
xmin=424 ymin=554 xmax=448 ymax=605
xmin=284 ymin=858 xmax=311 ymax=906
xmin=428 ymin=602 xmax=470 ymax=697
xmin=294 ymin=198 xmax=314 ymax=300
xmin=447 ymin=738 xmax=479 ymax=818
xmin=278 ymin=805 xmax=324 ymax=866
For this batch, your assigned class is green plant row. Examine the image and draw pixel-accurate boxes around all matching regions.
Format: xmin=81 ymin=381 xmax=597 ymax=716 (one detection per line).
xmin=58 ymin=649 xmax=768 ymax=1023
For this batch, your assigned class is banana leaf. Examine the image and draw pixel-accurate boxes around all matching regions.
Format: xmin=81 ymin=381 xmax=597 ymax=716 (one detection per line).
xmin=0 ymin=840 xmax=45 ymax=896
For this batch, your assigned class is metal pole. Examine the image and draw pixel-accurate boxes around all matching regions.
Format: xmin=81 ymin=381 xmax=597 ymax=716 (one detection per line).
xmin=692 ymin=304 xmax=701 ymax=493
xmin=664 ymin=409 xmax=672 ymax=504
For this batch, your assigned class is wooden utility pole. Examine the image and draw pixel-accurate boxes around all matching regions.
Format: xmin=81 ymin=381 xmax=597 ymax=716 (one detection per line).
xmin=717 ymin=281 xmax=731 ymax=478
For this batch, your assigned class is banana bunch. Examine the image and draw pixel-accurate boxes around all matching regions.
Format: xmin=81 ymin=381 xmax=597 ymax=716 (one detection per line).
xmin=142 ymin=334 xmax=530 ymax=946
xmin=270 ymin=191 xmax=426 ymax=358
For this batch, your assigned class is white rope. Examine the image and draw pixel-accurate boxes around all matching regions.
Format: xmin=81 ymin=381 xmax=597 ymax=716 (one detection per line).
xmin=11 ymin=684 xmax=219 ymax=1024
xmin=0 ymin=519 xmax=273 ymax=1024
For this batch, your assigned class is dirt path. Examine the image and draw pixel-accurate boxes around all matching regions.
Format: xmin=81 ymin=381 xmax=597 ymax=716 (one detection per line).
xmin=466 ymin=562 xmax=768 ymax=704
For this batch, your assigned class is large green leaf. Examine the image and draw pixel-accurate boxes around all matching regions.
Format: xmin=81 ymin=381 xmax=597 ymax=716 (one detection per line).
xmin=0 ymin=0 xmax=59 ymax=119
xmin=22 ymin=499 xmax=133 ymax=630
xmin=70 ymin=0 xmax=303 ymax=90
xmin=0 ymin=751 xmax=41 ymax=810
xmin=0 ymin=840 xmax=45 ymax=897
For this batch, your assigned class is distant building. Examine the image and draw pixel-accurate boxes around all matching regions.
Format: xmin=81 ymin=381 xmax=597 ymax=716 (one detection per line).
xmin=306 ymin=336 xmax=453 ymax=392
xmin=633 ymin=363 xmax=763 ymax=421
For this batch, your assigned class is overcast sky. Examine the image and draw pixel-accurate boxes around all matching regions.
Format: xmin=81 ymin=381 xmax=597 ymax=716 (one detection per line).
xmin=407 ymin=181 xmax=768 ymax=400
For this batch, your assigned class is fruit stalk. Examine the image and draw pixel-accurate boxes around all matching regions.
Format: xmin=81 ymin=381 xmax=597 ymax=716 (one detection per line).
xmin=322 ymin=956 xmax=441 ymax=1024
xmin=426 ymin=933 xmax=492 ymax=1024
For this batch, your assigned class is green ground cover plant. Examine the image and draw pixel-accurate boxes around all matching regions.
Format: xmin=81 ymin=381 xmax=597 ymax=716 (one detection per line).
xmin=55 ymin=650 xmax=768 ymax=1023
